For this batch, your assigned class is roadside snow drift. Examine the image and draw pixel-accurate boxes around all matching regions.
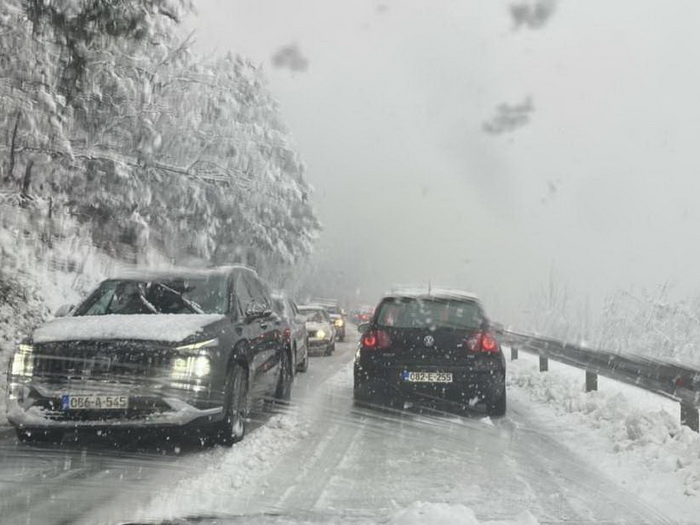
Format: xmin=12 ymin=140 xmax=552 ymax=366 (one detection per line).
xmin=508 ymin=354 xmax=700 ymax=519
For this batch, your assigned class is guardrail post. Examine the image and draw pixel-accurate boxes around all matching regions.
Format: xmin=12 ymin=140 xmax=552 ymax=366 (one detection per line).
xmin=539 ymin=356 xmax=548 ymax=372
xmin=680 ymin=403 xmax=699 ymax=432
xmin=511 ymin=346 xmax=518 ymax=361
xmin=585 ymin=371 xmax=598 ymax=392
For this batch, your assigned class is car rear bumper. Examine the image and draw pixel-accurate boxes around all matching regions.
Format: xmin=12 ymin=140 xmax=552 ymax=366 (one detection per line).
xmin=6 ymin=381 xmax=224 ymax=431
xmin=354 ymin=364 xmax=505 ymax=405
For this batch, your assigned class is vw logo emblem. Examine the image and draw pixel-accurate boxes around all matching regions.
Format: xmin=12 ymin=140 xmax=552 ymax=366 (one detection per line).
xmin=423 ymin=335 xmax=435 ymax=347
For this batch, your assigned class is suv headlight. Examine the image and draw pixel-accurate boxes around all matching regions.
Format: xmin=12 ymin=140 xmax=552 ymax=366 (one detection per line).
xmin=171 ymin=338 xmax=217 ymax=381
xmin=171 ymin=355 xmax=211 ymax=380
xmin=11 ymin=344 xmax=34 ymax=378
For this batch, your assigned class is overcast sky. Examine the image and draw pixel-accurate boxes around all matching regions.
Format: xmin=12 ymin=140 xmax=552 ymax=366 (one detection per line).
xmin=190 ymin=0 xmax=700 ymax=319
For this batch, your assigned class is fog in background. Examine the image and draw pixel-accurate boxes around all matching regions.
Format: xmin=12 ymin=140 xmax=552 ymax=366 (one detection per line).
xmin=191 ymin=0 xmax=700 ymax=321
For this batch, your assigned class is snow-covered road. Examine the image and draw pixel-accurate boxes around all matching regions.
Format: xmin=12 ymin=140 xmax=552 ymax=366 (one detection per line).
xmin=0 ymin=334 xmax=694 ymax=524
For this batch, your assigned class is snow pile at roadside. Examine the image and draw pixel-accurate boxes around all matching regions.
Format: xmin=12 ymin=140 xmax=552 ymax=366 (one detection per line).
xmin=508 ymin=357 xmax=700 ymax=499
xmin=388 ymin=502 xmax=539 ymax=525
xmin=132 ymin=412 xmax=311 ymax=522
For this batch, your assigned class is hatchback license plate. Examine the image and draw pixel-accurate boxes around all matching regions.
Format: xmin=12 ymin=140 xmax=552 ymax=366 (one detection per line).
xmin=62 ymin=394 xmax=129 ymax=411
xmin=402 ymin=371 xmax=453 ymax=383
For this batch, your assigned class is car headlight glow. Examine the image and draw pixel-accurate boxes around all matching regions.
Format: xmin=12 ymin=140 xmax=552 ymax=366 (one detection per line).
xmin=11 ymin=344 xmax=34 ymax=377
xmin=317 ymin=329 xmax=326 ymax=340
xmin=334 ymin=319 xmax=344 ymax=327
xmin=171 ymin=355 xmax=211 ymax=381
xmin=171 ymin=339 xmax=216 ymax=382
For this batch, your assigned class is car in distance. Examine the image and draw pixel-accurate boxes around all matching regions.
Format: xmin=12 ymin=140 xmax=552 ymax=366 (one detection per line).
xmin=353 ymin=290 xmax=506 ymax=416
xmin=272 ymin=292 xmax=309 ymax=373
xmin=297 ymin=305 xmax=336 ymax=356
xmin=352 ymin=305 xmax=374 ymax=326
xmin=313 ymin=300 xmax=347 ymax=342
xmin=6 ymin=266 xmax=293 ymax=445
xmin=331 ymin=314 xmax=346 ymax=341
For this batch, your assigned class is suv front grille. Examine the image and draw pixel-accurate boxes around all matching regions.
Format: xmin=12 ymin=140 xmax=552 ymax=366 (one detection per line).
xmin=31 ymin=341 xmax=172 ymax=383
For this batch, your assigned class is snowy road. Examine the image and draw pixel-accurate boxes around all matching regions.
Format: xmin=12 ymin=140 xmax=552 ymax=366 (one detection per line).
xmin=0 ymin=334 xmax=683 ymax=525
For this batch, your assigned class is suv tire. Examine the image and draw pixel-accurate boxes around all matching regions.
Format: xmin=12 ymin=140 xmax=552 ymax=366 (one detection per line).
xmin=215 ymin=364 xmax=248 ymax=446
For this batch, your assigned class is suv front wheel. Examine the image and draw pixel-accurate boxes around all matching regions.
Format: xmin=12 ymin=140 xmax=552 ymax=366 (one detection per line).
xmin=215 ymin=364 xmax=248 ymax=446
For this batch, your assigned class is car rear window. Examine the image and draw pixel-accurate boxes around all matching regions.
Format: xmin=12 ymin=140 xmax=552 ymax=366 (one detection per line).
xmin=376 ymin=297 xmax=483 ymax=330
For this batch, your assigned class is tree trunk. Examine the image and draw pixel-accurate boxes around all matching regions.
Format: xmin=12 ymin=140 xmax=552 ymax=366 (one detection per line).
xmin=21 ymin=159 xmax=34 ymax=199
xmin=6 ymin=110 xmax=21 ymax=182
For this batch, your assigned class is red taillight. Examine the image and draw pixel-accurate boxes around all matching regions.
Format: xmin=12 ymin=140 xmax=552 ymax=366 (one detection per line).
xmin=481 ymin=333 xmax=498 ymax=352
xmin=362 ymin=333 xmax=377 ymax=347
xmin=466 ymin=332 xmax=499 ymax=353
xmin=362 ymin=330 xmax=391 ymax=349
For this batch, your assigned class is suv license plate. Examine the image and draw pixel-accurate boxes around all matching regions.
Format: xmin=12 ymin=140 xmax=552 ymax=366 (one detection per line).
xmin=62 ymin=395 xmax=129 ymax=411
xmin=402 ymin=371 xmax=453 ymax=383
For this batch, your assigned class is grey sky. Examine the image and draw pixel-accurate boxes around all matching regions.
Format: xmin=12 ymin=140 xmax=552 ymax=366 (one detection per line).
xmin=190 ymin=0 xmax=700 ymax=320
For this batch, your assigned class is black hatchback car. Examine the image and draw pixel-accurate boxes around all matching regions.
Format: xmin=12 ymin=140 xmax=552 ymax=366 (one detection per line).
xmin=354 ymin=290 xmax=506 ymax=416
xmin=6 ymin=266 xmax=293 ymax=445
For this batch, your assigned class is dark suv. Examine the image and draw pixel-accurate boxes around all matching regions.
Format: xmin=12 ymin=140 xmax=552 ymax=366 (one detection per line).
xmin=6 ymin=266 xmax=293 ymax=445
xmin=354 ymin=290 xmax=506 ymax=416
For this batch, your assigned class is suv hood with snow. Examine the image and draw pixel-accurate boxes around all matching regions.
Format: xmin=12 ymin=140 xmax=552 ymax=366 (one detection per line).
xmin=32 ymin=314 xmax=226 ymax=344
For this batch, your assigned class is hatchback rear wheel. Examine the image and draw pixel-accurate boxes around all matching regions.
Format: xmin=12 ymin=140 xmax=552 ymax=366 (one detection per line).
xmin=486 ymin=389 xmax=506 ymax=417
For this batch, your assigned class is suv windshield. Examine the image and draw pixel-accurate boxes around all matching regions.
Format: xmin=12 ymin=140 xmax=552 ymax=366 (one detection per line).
xmin=376 ymin=298 xmax=483 ymax=330
xmin=74 ymin=276 xmax=228 ymax=316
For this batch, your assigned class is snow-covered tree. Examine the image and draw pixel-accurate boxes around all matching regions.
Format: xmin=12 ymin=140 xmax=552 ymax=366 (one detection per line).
xmin=0 ymin=0 xmax=319 ymax=277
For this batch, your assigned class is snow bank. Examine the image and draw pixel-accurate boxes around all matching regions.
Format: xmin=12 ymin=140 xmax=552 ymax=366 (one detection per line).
xmin=32 ymin=314 xmax=225 ymax=343
xmin=130 ymin=412 xmax=310 ymax=522
xmin=508 ymin=355 xmax=700 ymax=508
xmin=388 ymin=502 xmax=539 ymax=525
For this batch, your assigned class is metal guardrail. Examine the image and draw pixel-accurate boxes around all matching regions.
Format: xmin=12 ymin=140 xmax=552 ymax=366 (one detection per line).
xmin=499 ymin=329 xmax=700 ymax=431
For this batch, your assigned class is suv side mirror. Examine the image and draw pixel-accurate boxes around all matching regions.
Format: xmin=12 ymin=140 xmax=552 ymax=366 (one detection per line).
xmin=357 ymin=322 xmax=370 ymax=335
xmin=55 ymin=304 xmax=74 ymax=318
xmin=245 ymin=302 xmax=265 ymax=320
xmin=246 ymin=302 xmax=272 ymax=321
